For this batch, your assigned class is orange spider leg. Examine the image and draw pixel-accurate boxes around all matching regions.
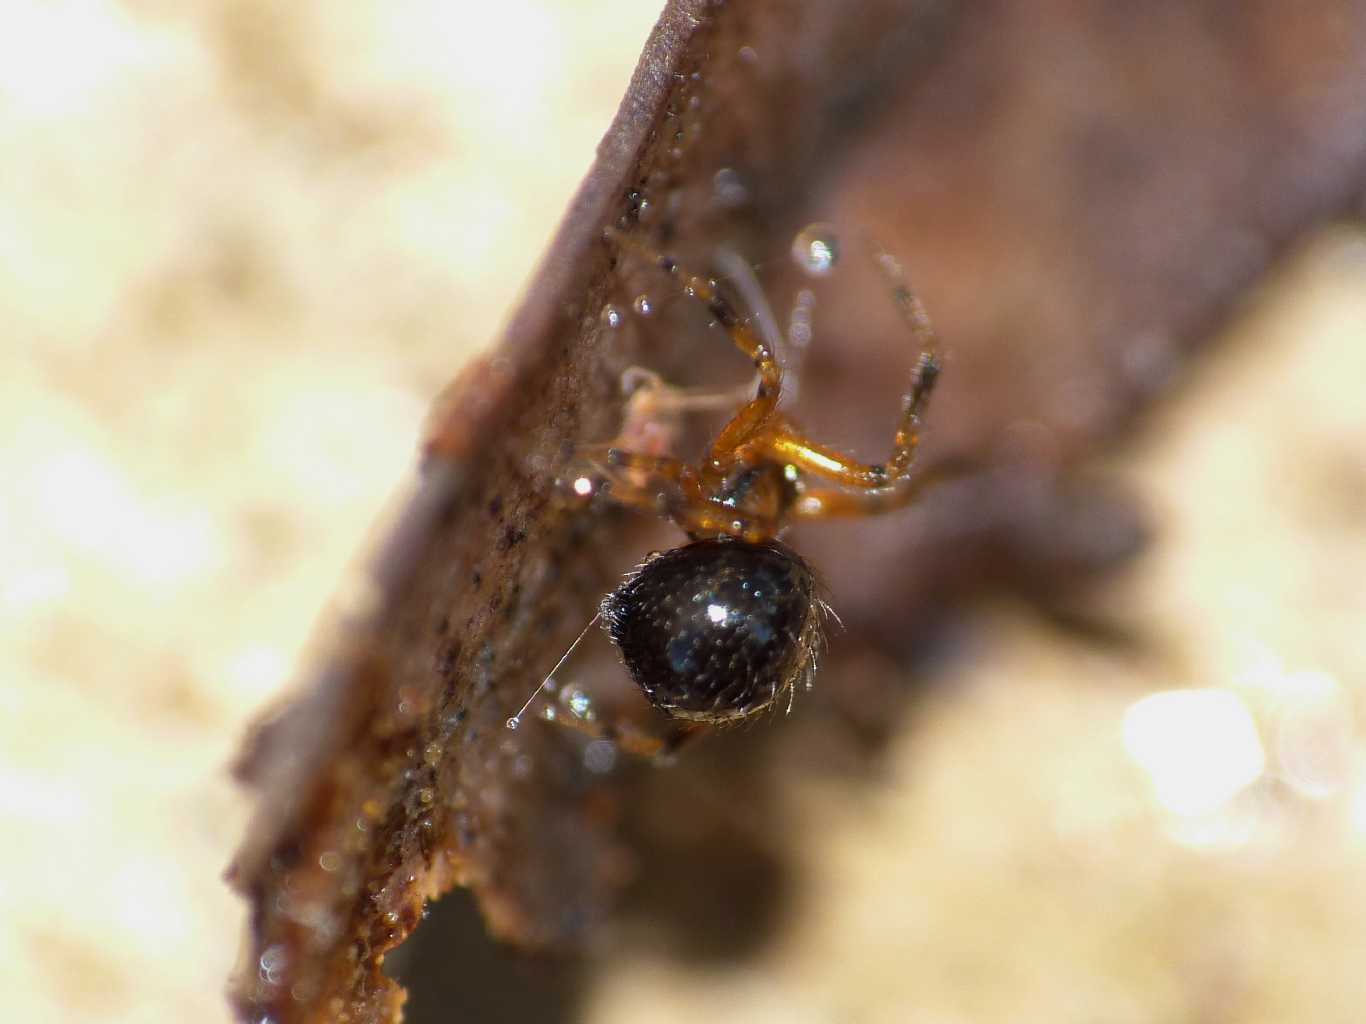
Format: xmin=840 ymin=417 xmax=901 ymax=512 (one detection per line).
xmin=579 ymin=446 xmax=691 ymax=481
xmin=573 ymin=447 xmax=779 ymax=542
xmin=573 ymin=446 xmax=699 ymax=514
xmin=763 ymin=430 xmax=893 ymax=489
xmin=606 ymin=229 xmax=783 ymax=482
xmin=669 ymin=500 xmax=776 ymax=545
xmin=541 ymin=700 xmax=701 ymax=759
xmin=621 ymin=366 xmax=754 ymax=414
xmin=676 ymin=273 xmax=783 ymax=473
xmin=760 ymin=346 xmax=941 ymax=490
xmin=870 ymin=243 xmax=943 ymax=479
xmin=789 ymin=460 xmax=969 ymax=519
xmin=758 ymin=240 xmax=951 ymax=518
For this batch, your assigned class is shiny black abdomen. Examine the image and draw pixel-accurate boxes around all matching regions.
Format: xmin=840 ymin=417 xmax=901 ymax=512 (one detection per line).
xmin=601 ymin=538 xmax=820 ymax=722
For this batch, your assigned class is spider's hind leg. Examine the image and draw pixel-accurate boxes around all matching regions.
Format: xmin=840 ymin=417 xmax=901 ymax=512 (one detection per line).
xmin=506 ymin=606 xmax=704 ymax=762
xmin=534 ymin=686 xmax=702 ymax=761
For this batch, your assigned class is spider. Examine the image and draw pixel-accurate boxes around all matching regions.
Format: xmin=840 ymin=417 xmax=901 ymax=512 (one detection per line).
xmin=508 ymin=227 xmax=950 ymax=755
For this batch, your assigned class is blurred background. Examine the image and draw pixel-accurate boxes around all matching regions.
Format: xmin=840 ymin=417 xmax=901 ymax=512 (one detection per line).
xmin=4 ymin=2 xmax=1366 ymax=1022
xmin=2 ymin=2 xmax=654 ymax=1020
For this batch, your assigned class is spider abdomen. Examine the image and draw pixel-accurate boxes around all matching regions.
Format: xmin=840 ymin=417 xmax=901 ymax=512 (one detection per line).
xmin=601 ymin=538 xmax=823 ymax=723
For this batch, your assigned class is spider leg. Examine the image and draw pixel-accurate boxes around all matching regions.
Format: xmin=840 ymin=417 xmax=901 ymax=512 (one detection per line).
xmin=682 ymin=276 xmax=784 ymax=470
xmin=569 ymin=446 xmax=697 ymax=514
xmin=580 ymin=446 xmax=690 ymax=480
xmin=669 ymin=501 xmax=775 ymax=545
xmin=606 ymin=229 xmax=783 ymax=479
xmin=620 ymin=366 xmax=753 ymax=414
xmin=756 ymin=237 xmax=942 ymax=499
xmin=870 ymin=242 xmax=943 ymax=479
xmin=538 ymin=696 xmax=702 ymax=760
xmin=760 ymin=345 xmax=941 ymax=491
xmin=789 ymin=460 xmax=968 ymax=518
xmin=572 ymin=446 xmax=776 ymax=541
xmin=615 ymin=369 xmax=747 ymax=462
xmin=712 ymin=247 xmax=817 ymax=406
xmin=783 ymin=286 xmax=817 ymax=404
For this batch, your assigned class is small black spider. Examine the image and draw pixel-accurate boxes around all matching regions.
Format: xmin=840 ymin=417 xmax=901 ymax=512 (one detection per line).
xmin=508 ymin=228 xmax=946 ymax=755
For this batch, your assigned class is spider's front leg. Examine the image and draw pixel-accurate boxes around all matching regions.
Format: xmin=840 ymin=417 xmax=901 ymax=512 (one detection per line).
xmin=565 ymin=446 xmax=696 ymax=515
xmin=614 ymin=366 xmax=756 ymax=461
xmin=606 ymin=229 xmax=785 ymax=483
xmin=569 ymin=446 xmax=773 ymax=542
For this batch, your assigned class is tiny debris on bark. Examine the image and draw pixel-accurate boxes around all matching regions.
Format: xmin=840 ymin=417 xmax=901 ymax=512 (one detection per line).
xmin=227 ymin=1 xmax=1366 ymax=1021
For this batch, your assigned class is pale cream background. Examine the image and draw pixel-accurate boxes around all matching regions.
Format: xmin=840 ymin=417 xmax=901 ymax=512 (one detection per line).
xmin=2 ymin=3 xmax=653 ymax=1021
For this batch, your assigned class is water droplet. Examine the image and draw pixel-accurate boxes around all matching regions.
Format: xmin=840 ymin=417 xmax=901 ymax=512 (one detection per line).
xmin=792 ymin=223 xmax=840 ymax=277
xmin=633 ymin=294 xmax=654 ymax=317
xmin=566 ymin=689 xmax=593 ymax=719
xmin=423 ymin=742 xmax=443 ymax=768
xmin=712 ymin=167 xmax=749 ymax=208
xmin=318 ymin=851 xmax=342 ymax=872
xmin=505 ymin=716 xmax=520 ymax=730
xmin=418 ymin=787 xmax=435 ymax=805
xmin=600 ymin=304 xmax=623 ymax=329
xmin=259 ymin=945 xmax=288 ymax=985
xmin=584 ymin=740 xmax=618 ymax=775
